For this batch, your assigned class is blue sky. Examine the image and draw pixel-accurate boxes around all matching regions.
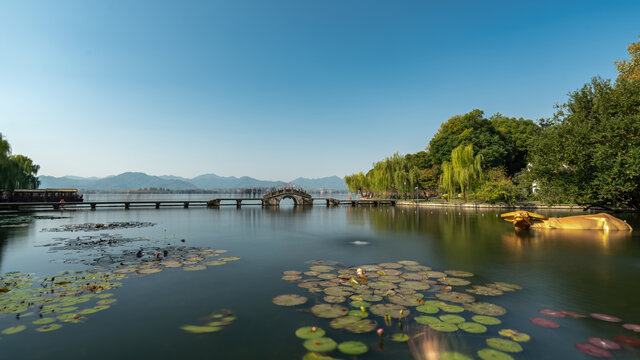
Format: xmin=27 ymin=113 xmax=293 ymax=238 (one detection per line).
xmin=1 ymin=0 xmax=638 ymax=180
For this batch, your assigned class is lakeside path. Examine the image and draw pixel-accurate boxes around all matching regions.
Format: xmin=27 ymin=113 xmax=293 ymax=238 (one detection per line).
xmin=396 ymin=201 xmax=635 ymax=211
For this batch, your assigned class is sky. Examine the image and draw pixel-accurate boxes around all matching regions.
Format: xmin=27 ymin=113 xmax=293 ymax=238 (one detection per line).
xmin=0 ymin=0 xmax=638 ymax=181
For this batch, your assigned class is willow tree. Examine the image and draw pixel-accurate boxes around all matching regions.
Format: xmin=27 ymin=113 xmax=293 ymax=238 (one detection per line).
xmin=440 ymin=144 xmax=483 ymax=201
xmin=0 ymin=133 xmax=40 ymax=190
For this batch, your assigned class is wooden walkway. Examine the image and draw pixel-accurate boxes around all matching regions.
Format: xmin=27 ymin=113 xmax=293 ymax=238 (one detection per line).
xmin=0 ymin=198 xmax=397 ymax=211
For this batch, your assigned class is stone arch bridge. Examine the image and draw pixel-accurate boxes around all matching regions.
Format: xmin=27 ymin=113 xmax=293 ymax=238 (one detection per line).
xmin=206 ymin=189 xmax=341 ymax=207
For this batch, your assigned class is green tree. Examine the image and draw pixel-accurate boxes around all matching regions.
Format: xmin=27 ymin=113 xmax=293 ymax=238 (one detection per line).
xmin=489 ymin=114 xmax=541 ymax=175
xmin=0 ymin=133 xmax=40 ymax=191
xmin=473 ymin=167 xmax=521 ymax=204
xmin=440 ymin=144 xmax=483 ymax=201
xmin=615 ymin=35 xmax=640 ymax=81
xmin=427 ymin=109 xmax=512 ymax=169
xmin=529 ymin=77 xmax=640 ymax=208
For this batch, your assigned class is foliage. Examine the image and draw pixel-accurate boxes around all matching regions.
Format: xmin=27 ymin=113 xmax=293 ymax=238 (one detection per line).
xmin=0 ymin=133 xmax=40 ymax=191
xmin=427 ymin=110 xmax=512 ymax=169
xmin=344 ymin=153 xmax=420 ymax=198
xmin=472 ymin=167 xmax=521 ymax=204
xmin=615 ymin=35 xmax=640 ymax=81
xmin=529 ymin=77 xmax=640 ymax=208
xmin=489 ymin=114 xmax=541 ymax=175
xmin=440 ymin=144 xmax=483 ymax=201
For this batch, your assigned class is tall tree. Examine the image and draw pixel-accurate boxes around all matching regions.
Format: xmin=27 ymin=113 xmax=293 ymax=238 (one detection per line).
xmin=615 ymin=35 xmax=640 ymax=81
xmin=529 ymin=77 xmax=640 ymax=208
xmin=489 ymin=114 xmax=541 ymax=175
xmin=440 ymin=144 xmax=483 ymax=201
xmin=0 ymin=133 xmax=40 ymax=191
xmin=427 ymin=109 xmax=511 ymax=170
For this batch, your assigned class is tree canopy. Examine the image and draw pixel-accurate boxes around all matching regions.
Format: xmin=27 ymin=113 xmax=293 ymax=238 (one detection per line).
xmin=615 ymin=36 xmax=640 ymax=81
xmin=0 ymin=133 xmax=40 ymax=191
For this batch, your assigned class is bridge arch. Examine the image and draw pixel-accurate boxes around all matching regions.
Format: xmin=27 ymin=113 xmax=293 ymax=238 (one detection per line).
xmin=262 ymin=189 xmax=313 ymax=206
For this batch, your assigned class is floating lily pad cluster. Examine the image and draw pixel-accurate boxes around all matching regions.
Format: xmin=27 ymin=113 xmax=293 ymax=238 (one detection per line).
xmin=531 ymin=308 xmax=640 ymax=358
xmin=42 ymin=221 xmax=156 ymax=232
xmin=273 ymin=260 xmax=528 ymax=359
xmin=0 ymin=247 xmax=239 ymax=338
xmin=180 ymin=310 xmax=235 ymax=334
xmin=295 ymin=326 xmax=368 ymax=359
xmin=0 ymin=270 xmax=124 ymax=335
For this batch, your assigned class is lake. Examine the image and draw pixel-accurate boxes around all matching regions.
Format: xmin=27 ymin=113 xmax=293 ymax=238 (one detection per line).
xmin=1 ymin=199 xmax=639 ymax=359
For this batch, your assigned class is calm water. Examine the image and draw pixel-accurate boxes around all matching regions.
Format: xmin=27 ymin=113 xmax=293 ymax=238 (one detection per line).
xmin=1 ymin=200 xmax=639 ymax=359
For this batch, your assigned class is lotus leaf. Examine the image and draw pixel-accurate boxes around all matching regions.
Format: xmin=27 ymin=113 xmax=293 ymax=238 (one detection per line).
xmin=138 ymin=268 xmax=163 ymax=275
xmin=2 ymin=325 xmax=27 ymax=335
xmin=283 ymin=270 xmax=301 ymax=276
xmin=309 ymin=265 xmax=334 ymax=273
xmin=436 ymin=292 xmax=475 ymax=304
xmin=486 ymin=338 xmax=523 ymax=353
xmin=324 ymin=287 xmax=351 ymax=297
xmin=350 ymin=300 xmax=371 ymax=308
xmin=490 ymin=282 xmax=522 ymax=291
xmin=205 ymin=261 xmax=226 ymax=266
xmin=440 ymin=352 xmax=473 ymax=360
xmin=338 ymin=341 xmax=368 ymax=355
xmin=218 ymin=257 xmax=240 ymax=261
xmin=416 ymin=305 xmax=439 ymax=314
xmin=429 ymin=322 xmax=458 ymax=332
xmin=405 ymin=265 xmax=431 ymax=271
xmin=399 ymin=281 xmax=430 ymax=290
xmin=379 ymin=262 xmax=403 ymax=269
xmin=378 ymin=275 xmax=404 ymax=283
xmin=359 ymin=294 xmax=383 ymax=302
xmin=415 ymin=316 xmax=441 ymax=325
xmin=304 ymin=337 xmax=337 ymax=352
xmin=458 ymin=321 xmax=487 ymax=333
xmin=183 ymin=265 xmax=207 ymax=271
xmin=301 ymin=352 xmax=341 ymax=360
xmin=343 ymin=318 xmax=377 ymax=333
xmin=464 ymin=302 xmax=507 ymax=316
xmin=424 ymin=271 xmax=447 ymax=278
xmin=477 ymin=349 xmax=514 ymax=360
xmin=574 ymin=343 xmax=612 ymax=358
xmin=56 ymin=306 xmax=79 ymax=313
xmin=180 ymin=325 xmax=222 ymax=333
xmin=33 ymin=317 xmax=56 ymax=325
xmin=472 ymin=315 xmax=502 ymax=325
xmin=298 ymin=281 xmax=320 ymax=289
xmin=311 ymin=304 xmax=349 ymax=318
xmin=348 ymin=310 xmax=368 ymax=318
xmin=324 ymin=296 xmax=346 ymax=303
xmin=273 ymin=294 xmax=308 ymax=306
xmin=392 ymin=333 xmax=409 ymax=342
xmin=97 ymin=299 xmax=116 ymax=305
xmin=361 ymin=265 xmax=382 ymax=271
xmin=467 ymin=286 xmax=503 ymax=296
xmin=35 ymin=323 xmax=63 ymax=332
xmin=397 ymin=260 xmax=419 ymax=266
xmin=382 ymin=269 xmax=403 ymax=276
xmin=444 ymin=270 xmax=474 ymax=277
xmin=296 ymin=326 xmax=326 ymax=339
xmin=402 ymin=273 xmax=426 ymax=281
xmin=440 ymin=314 xmax=465 ymax=324
xmin=369 ymin=281 xmax=397 ymax=290
xmin=439 ymin=277 xmax=471 ymax=286
xmin=96 ymin=293 xmax=113 ymax=299
xmin=440 ymin=304 xmax=464 ymax=313
xmin=369 ymin=304 xmax=409 ymax=319
xmin=304 ymin=271 xmax=320 ymax=277
xmin=78 ymin=307 xmax=102 ymax=315
xmin=388 ymin=294 xmax=422 ymax=307
xmin=329 ymin=316 xmax=360 ymax=329
xmin=282 ymin=275 xmax=302 ymax=281
xmin=499 ymin=329 xmax=530 ymax=342
xmin=529 ymin=317 xmax=559 ymax=328
xmin=319 ymin=280 xmax=341 ymax=287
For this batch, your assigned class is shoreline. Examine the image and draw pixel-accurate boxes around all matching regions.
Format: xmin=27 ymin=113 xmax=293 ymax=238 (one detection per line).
xmin=395 ymin=201 xmax=635 ymax=212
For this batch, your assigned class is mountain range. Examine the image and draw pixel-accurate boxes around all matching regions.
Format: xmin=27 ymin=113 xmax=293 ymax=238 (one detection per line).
xmin=38 ymin=172 xmax=347 ymax=191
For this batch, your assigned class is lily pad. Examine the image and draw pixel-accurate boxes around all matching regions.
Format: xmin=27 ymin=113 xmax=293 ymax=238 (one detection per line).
xmin=204 ymin=261 xmax=227 ymax=266
xmin=591 ymin=313 xmax=622 ymax=322
xmin=343 ymin=318 xmax=377 ymax=333
xmin=138 ymin=268 xmax=163 ymax=275
xmin=359 ymin=294 xmax=382 ymax=302
xmin=416 ymin=305 xmax=439 ymax=314
xmin=309 ymin=265 xmax=334 ymax=273
xmin=440 ymin=314 xmax=465 ymax=324
xmin=439 ymin=277 xmax=471 ymax=286
xmin=283 ymin=270 xmax=302 ymax=276
xmin=429 ymin=322 xmax=458 ymax=332
xmin=388 ymin=294 xmax=422 ymax=307
xmin=436 ymin=292 xmax=475 ymax=304
xmin=440 ymin=304 xmax=465 ymax=313
xmin=415 ymin=315 xmax=441 ymax=325
xmin=529 ymin=317 xmax=560 ymax=328
xmin=489 ymin=282 xmax=523 ymax=291
xmin=97 ymin=299 xmax=116 ymax=305
xmin=304 ymin=337 xmax=337 ymax=352
xmin=588 ymin=337 xmax=620 ymax=350
xmin=33 ymin=317 xmax=56 ymax=325
xmin=459 ymin=322 xmax=487 ymax=334
xmin=399 ymin=281 xmax=430 ymax=290
xmin=441 ymin=352 xmax=473 ymax=360
xmin=272 ymin=294 xmax=308 ymax=306
xmin=183 ymin=265 xmax=207 ymax=271
xmin=311 ymin=304 xmax=349 ymax=318
xmin=369 ymin=304 xmax=409 ymax=319
xmin=467 ymin=286 xmax=503 ymax=296
xmin=348 ymin=310 xmax=368 ymax=318
xmin=392 ymin=333 xmax=409 ymax=342
xmin=477 ymin=349 xmax=514 ymax=360
xmin=350 ymin=300 xmax=371 ymax=308
xmin=180 ymin=325 xmax=222 ymax=333
xmin=499 ymin=329 xmax=530 ymax=342
xmin=574 ymin=343 xmax=612 ymax=358
xmin=329 ymin=316 xmax=360 ymax=329
xmin=2 ymin=325 xmax=27 ymax=335
xmin=379 ymin=262 xmax=403 ymax=269
xmin=444 ymin=270 xmax=474 ymax=277
xmin=218 ymin=256 xmax=240 ymax=261
xmin=324 ymin=296 xmax=346 ymax=304
xmin=324 ymin=287 xmax=352 ymax=297
xmin=464 ymin=302 xmax=507 ymax=316
xmin=295 ymin=326 xmax=326 ymax=339
xmin=486 ymin=338 xmax=523 ymax=353
xmin=539 ymin=309 xmax=565 ymax=318
xmin=338 ymin=341 xmax=368 ymax=355
xmin=35 ymin=323 xmax=63 ymax=332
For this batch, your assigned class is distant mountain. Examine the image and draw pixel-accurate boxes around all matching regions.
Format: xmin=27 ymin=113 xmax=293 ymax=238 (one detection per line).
xmin=38 ymin=173 xmax=347 ymax=191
